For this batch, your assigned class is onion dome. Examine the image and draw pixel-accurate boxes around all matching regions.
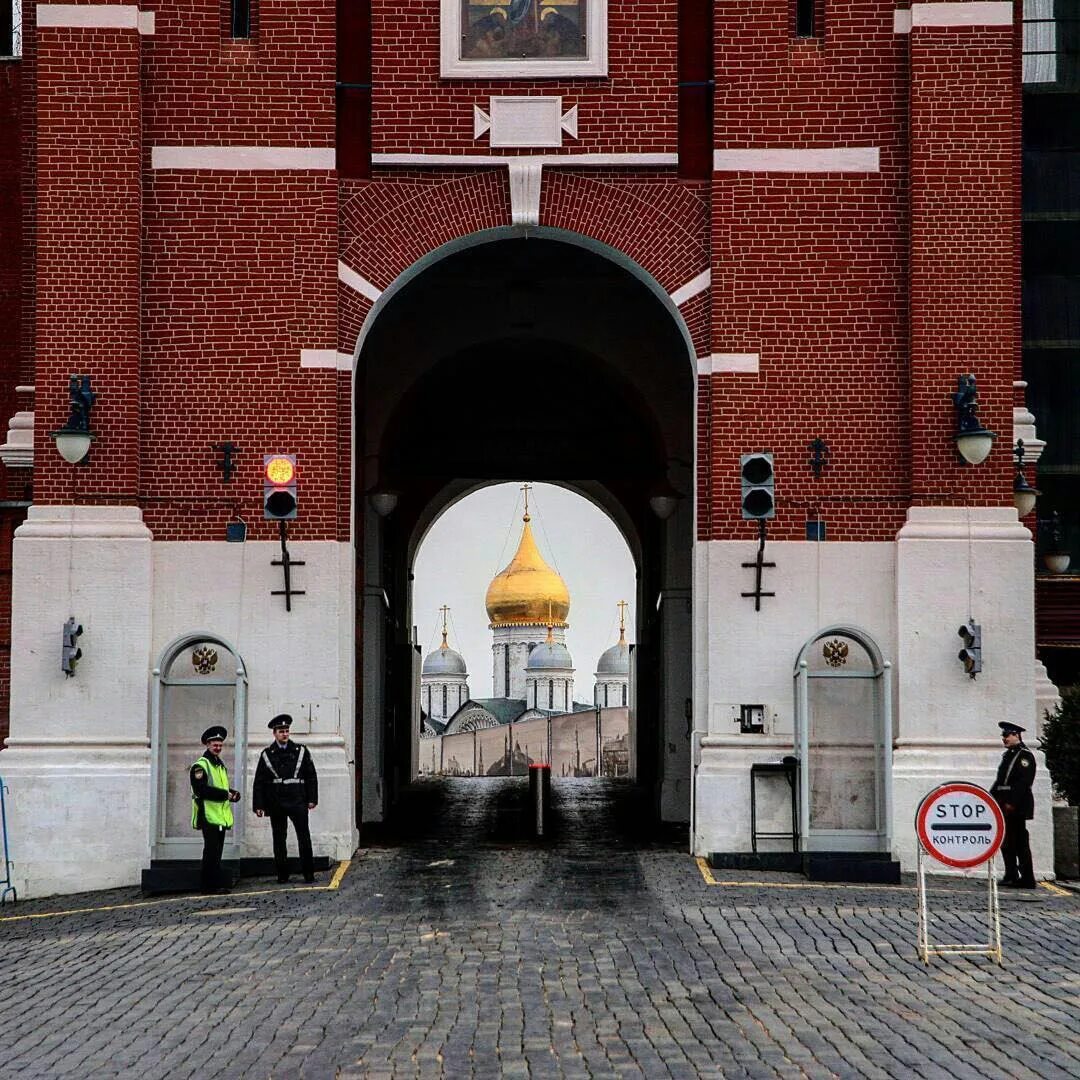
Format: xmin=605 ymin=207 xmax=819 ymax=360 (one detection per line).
xmin=526 ymin=627 xmax=574 ymax=671
xmin=596 ymin=636 xmax=630 ymax=675
xmin=485 ymin=511 xmax=570 ymax=628
xmin=596 ymin=603 xmax=631 ymax=674
xmin=422 ymin=627 xmax=467 ymax=676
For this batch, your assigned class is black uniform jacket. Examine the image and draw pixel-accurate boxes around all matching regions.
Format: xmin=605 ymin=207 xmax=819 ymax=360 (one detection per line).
xmin=190 ymin=752 xmax=233 ymax=828
xmin=990 ymin=743 xmax=1036 ymax=820
xmin=252 ymin=740 xmax=318 ymax=813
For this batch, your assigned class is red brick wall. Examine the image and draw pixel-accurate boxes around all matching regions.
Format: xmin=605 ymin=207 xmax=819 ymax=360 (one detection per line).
xmin=707 ymin=172 xmax=910 ymax=542
xmin=11 ymin=2 xmax=1020 ymax=549
xmin=34 ymin=19 xmax=142 ymax=504
xmin=142 ymin=171 xmax=340 ymax=541
xmin=371 ymin=0 xmax=678 ymax=155
xmin=909 ymin=22 xmax=1017 ymax=507
xmin=0 ymin=60 xmax=21 ymax=436
xmin=145 ymin=1 xmax=335 ymax=147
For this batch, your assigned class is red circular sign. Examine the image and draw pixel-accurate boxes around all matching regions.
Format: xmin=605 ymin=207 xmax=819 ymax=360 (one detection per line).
xmin=915 ymin=783 xmax=1004 ymax=868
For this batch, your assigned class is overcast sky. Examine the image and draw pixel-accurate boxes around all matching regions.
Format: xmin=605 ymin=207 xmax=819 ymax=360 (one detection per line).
xmin=413 ymin=483 xmax=636 ymax=701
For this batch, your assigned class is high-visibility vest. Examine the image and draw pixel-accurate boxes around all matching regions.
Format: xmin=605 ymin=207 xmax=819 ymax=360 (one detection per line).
xmin=191 ymin=755 xmax=234 ymax=830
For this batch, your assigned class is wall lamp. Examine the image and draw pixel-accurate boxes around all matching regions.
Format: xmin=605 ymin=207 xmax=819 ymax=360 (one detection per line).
xmin=369 ymin=490 xmax=399 ymax=517
xmin=1012 ymin=439 xmax=1039 ymax=518
xmin=49 ymin=375 xmax=96 ymax=464
xmin=952 ymin=374 xmax=996 ymax=464
xmin=1039 ymin=511 xmax=1071 ymax=574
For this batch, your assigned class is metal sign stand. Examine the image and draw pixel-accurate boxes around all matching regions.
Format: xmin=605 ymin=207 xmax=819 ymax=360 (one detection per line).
xmin=0 ymin=776 xmax=16 ymax=904
xmin=916 ymin=844 xmax=1001 ymax=965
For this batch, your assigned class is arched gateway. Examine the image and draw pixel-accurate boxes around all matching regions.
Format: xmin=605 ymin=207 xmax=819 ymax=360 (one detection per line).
xmin=354 ymin=229 xmax=696 ymax=829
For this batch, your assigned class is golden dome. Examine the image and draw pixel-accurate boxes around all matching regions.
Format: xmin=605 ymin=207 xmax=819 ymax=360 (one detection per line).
xmin=485 ymin=515 xmax=570 ymax=628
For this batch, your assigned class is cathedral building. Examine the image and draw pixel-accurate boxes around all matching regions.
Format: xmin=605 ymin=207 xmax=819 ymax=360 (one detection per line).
xmin=0 ymin=2 xmax=1062 ymax=896
xmin=421 ymin=502 xmax=616 ymax=735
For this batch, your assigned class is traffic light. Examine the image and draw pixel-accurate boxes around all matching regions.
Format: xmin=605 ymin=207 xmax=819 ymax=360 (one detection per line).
xmin=740 ymin=453 xmax=775 ymax=520
xmin=957 ymin=621 xmax=982 ymax=679
xmin=263 ymin=454 xmax=297 ymax=520
xmin=62 ymin=618 xmax=83 ymax=677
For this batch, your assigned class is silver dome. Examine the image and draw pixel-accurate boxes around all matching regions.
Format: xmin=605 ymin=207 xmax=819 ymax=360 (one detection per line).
xmin=595 ymin=640 xmax=630 ymax=675
xmin=422 ymin=644 xmax=467 ymax=676
xmin=526 ymin=641 xmax=573 ymax=671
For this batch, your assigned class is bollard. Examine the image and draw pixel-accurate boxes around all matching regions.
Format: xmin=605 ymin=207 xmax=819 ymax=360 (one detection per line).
xmin=529 ymin=763 xmax=551 ymax=838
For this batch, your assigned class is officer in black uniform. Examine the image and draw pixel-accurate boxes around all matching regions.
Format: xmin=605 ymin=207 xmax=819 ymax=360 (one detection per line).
xmin=252 ymin=714 xmax=319 ymax=883
xmin=990 ymin=721 xmax=1037 ymax=889
xmin=190 ymin=726 xmax=241 ymax=894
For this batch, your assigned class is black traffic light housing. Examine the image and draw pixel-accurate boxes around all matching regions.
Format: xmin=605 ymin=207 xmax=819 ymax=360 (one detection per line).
xmin=62 ymin=618 xmax=83 ymax=677
xmin=957 ymin=621 xmax=982 ymax=679
xmin=740 ymin=453 xmax=775 ymax=520
xmin=263 ymin=454 xmax=298 ymax=520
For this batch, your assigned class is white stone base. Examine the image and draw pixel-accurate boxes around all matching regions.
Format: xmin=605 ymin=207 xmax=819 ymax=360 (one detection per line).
xmin=1 ymin=743 xmax=151 ymax=898
xmin=694 ymin=737 xmax=797 ymax=854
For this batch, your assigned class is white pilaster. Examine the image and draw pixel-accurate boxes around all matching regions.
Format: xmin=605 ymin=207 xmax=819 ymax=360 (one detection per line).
xmin=4 ymin=506 xmax=153 ymax=898
xmin=893 ymin=506 xmax=1053 ymax=876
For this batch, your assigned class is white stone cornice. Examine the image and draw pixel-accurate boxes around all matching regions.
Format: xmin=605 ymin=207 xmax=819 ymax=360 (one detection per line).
xmin=15 ymin=505 xmax=152 ymax=539
xmin=714 ymin=148 xmax=880 ymax=173
xmin=0 ymin=407 xmax=33 ymax=469
xmin=894 ymin=9 xmax=913 ymax=33
xmin=36 ymin=4 xmax=139 ymax=29
xmin=896 ymin=506 xmax=1030 ymax=542
xmin=371 ymin=153 xmax=678 ymax=168
xmin=911 ymin=3 xmax=1013 ymax=27
xmin=670 ymin=270 xmax=711 ymax=308
xmin=151 ymin=146 xmax=336 ymax=171
xmin=338 ymin=261 xmax=382 ymax=303
xmin=697 ymin=353 xmax=760 ymax=375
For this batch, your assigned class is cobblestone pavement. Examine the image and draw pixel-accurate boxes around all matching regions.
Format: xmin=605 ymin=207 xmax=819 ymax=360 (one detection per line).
xmin=2 ymin=779 xmax=1079 ymax=1079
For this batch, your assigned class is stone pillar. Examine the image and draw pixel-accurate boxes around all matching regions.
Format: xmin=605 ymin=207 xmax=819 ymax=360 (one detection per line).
xmin=893 ymin=7 xmax=1052 ymax=875
xmin=3 ymin=7 xmax=149 ymax=897
xmin=4 ymin=507 xmax=153 ymax=897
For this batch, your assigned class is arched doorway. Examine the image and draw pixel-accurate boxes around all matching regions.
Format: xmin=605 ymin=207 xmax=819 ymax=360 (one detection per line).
xmin=354 ymin=229 xmax=695 ymax=831
xmin=150 ymin=633 xmax=248 ymax=860
xmin=793 ymin=626 xmax=893 ymax=854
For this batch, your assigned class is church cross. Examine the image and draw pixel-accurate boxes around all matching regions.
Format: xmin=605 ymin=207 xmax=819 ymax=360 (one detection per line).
xmin=439 ymin=604 xmax=450 ymax=646
xmin=521 ymin=482 xmax=532 ymax=520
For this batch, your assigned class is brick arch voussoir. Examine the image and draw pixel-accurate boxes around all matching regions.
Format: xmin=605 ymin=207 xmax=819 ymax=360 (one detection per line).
xmin=541 ymin=172 xmax=709 ymax=295
xmin=340 ymin=171 xmax=510 ymax=292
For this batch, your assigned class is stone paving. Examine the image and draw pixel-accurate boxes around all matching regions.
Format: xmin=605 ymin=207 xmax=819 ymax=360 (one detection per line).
xmin=1 ymin=778 xmax=1078 ymax=1079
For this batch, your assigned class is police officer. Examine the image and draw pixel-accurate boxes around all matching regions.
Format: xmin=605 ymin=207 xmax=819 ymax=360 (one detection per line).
xmin=253 ymin=714 xmax=318 ymax=883
xmin=990 ymin=721 xmax=1037 ymax=889
xmin=191 ymin=726 xmax=241 ymax=894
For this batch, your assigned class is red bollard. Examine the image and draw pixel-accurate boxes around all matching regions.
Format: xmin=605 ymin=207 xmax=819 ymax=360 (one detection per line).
xmin=529 ymin=763 xmax=551 ymax=838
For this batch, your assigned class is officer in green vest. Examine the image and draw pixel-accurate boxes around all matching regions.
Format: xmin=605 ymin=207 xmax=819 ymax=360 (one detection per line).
xmin=191 ymin=725 xmax=241 ymax=893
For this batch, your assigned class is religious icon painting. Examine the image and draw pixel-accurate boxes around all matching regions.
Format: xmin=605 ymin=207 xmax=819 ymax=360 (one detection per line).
xmin=442 ymin=0 xmax=607 ymax=77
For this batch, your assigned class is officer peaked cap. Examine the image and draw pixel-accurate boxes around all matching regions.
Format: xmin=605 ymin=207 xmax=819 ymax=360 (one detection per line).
xmin=201 ymin=726 xmax=228 ymax=743
xmin=269 ymin=713 xmax=293 ymax=730
xmin=999 ymin=721 xmax=1025 ymax=735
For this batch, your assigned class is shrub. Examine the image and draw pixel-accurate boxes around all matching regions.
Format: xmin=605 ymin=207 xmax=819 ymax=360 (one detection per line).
xmin=1041 ymin=684 xmax=1080 ymax=806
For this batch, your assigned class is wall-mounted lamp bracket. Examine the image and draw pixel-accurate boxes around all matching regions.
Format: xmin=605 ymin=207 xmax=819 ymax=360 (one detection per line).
xmin=214 ymin=442 xmax=239 ymax=482
xmin=809 ymin=438 xmax=830 ymax=478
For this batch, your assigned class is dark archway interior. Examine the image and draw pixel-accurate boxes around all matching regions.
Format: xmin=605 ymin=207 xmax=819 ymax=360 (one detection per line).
xmin=357 ymin=234 xmax=693 ymax=829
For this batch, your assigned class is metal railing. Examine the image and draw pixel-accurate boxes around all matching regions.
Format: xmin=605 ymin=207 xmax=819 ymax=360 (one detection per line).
xmin=1 ymin=776 xmax=15 ymax=903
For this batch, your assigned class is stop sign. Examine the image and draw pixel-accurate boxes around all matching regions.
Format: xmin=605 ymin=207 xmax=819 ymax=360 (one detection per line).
xmin=915 ymin=783 xmax=1005 ymax=869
